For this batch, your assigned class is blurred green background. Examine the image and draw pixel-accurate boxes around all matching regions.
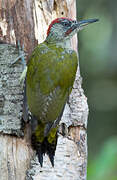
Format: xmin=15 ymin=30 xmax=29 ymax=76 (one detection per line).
xmin=77 ymin=0 xmax=117 ymax=179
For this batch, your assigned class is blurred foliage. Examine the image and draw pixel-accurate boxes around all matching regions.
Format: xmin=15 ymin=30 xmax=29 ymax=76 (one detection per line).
xmin=88 ymin=137 xmax=117 ymax=180
xmin=77 ymin=0 xmax=117 ymax=179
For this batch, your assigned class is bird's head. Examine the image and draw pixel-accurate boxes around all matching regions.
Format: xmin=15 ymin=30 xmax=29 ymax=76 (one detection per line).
xmin=46 ymin=17 xmax=99 ymax=43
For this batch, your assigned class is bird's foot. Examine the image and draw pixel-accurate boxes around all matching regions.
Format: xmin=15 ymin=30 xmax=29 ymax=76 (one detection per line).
xmin=10 ymin=40 xmax=27 ymax=68
xmin=10 ymin=40 xmax=28 ymax=86
xmin=19 ymin=66 xmax=27 ymax=85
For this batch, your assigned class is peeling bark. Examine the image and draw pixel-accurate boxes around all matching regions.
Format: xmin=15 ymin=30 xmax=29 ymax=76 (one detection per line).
xmin=0 ymin=0 xmax=37 ymax=55
xmin=0 ymin=0 xmax=88 ymax=179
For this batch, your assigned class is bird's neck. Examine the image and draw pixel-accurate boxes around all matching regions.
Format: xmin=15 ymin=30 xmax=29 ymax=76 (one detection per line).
xmin=56 ymin=39 xmax=72 ymax=49
xmin=46 ymin=37 xmax=72 ymax=49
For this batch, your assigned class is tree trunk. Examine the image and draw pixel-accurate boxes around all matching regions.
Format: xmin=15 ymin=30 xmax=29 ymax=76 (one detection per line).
xmin=0 ymin=0 xmax=88 ymax=179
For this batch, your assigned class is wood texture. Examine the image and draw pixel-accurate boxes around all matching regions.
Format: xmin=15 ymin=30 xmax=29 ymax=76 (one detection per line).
xmin=0 ymin=44 xmax=23 ymax=135
xmin=0 ymin=134 xmax=32 ymax=180
xmin=0 ymin=0 xmax=88 ymax=179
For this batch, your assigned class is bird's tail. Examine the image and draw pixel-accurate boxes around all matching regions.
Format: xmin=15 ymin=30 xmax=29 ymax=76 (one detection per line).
xmin=31 ymin=122 xmax=58 ymax=167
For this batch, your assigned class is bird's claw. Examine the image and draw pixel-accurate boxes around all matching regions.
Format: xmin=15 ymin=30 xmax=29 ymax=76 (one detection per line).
xmin=19 ymin=66 xmax=27 ymax=85
xmin=10 ymin=40 xmax=27 ymax=68
xmin=9 ymin=40 xmax=28 ymax=87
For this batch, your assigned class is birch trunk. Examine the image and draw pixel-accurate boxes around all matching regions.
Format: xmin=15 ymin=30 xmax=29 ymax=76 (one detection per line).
xmin=0 ymin=0 xmax=88 ymax=179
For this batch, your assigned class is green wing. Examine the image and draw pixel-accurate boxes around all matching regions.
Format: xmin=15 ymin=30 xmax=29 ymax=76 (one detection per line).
xmin=26 ymin=42 xmax=78 ymax=124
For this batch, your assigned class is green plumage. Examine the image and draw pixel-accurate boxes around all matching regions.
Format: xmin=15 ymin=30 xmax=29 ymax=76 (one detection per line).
xmin=26 ymin=41 xmax=78 ymax=166
xmin=21 ymin=16 xmax=98 ymax=166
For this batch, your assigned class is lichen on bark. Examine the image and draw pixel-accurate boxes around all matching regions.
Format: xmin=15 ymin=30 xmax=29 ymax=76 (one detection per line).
xmin=0 ymin=44 xmax=24 ymax=136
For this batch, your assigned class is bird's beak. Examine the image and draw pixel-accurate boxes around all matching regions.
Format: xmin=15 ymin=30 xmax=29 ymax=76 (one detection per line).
xmin=76 ymin=19 xmax=99 ymax=30
xmin=65 ymin=18 xmax=99 ymax=37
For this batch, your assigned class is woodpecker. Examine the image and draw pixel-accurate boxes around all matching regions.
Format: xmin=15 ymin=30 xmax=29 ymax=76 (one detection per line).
xmin=25 ymin=17 xmax=98 ymax=167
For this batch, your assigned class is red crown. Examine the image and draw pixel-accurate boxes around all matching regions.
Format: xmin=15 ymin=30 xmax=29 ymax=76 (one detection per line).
xmin=47 ymin=17 xmax=72 ymax=36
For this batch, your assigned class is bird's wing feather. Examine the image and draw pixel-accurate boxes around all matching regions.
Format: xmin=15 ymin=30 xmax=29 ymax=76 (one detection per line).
xmin=26 ymin=42 xmax=78 ymax=124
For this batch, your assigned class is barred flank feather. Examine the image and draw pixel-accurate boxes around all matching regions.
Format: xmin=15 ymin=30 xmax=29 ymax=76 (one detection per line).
xmin=26 ymin=41 xmax=78 ymax=167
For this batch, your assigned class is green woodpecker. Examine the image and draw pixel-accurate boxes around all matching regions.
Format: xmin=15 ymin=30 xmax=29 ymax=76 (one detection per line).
xmin=25 ymin=17 xmax=98 ymax=166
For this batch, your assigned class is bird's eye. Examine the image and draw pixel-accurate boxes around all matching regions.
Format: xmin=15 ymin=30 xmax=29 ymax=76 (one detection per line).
xmin=63 ymin=22 xmax=68 ymax=26
xmin=62 ymin=21 xmax=72 ymax=27
xmin=60 ymin=20 xmax=72 ymax=27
